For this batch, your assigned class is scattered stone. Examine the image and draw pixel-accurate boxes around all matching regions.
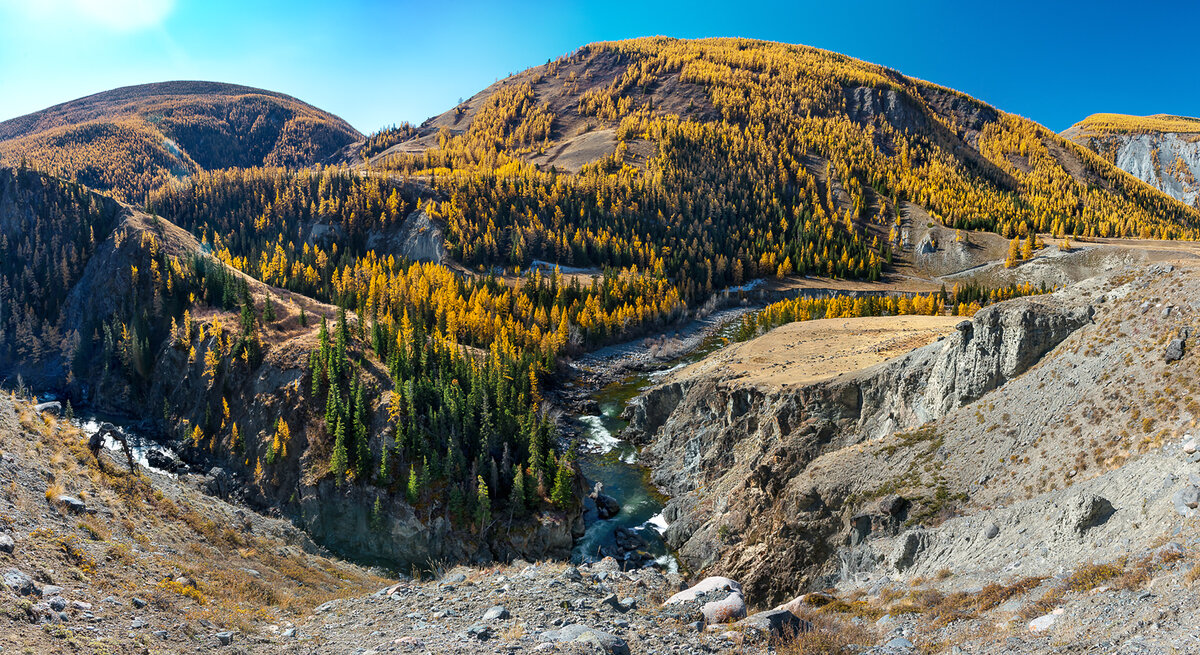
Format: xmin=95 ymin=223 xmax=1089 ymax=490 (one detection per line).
xmin=1165 ymin=338 xmax=1186 ymax=362
xmin=1185 ymin=440 xmax=1197 ymax=455
xmin=1029 ymin=609 xmax=1062 ymax=633
xmin=1060 ymin=494 xmax=1114 ymax=535
xmin=132 ymin=597 xmax=147 ymax=609
xmin=55 ymin=495 xmax=87 ymax=514
xmin=42 ymin=584 xmax=64 ymax=596
xmin=440 ymin=572 xmax=466 ymax=586
xmin=481 ymin=605 xmax=509 ymax=621
xmin=736 ymin=609 xmax=812 ymax=639
xmin=2 ymin=568 xmax=39 ymax=596
xmin=984 ymin=523 xmax=1000 ymax=539
xmin=701 ymin=591 xmax=747 ymax=624
xmin=34 ymin=401 xmax=61 ymax=415
xmin=216 ymin=631 xmax=234 ymax=645
xmin=464 ymin=624 xmax=492 ymax=641
xmin=665 ymin=576 xmax=742 ymax=604
xmin=562 ymin=566 xmax=583 ymax=582
xmin=1173 ymin=486 xmax=1200 ymax=516
xmin=0 ymin=532 xmax=15 ymax=554
xmin=71 ymin=601 xmax=91 ymax=611
xmin=131 ymin=618 xmax=146 ymax=629
xmin=153 ymin=630 xmax=169 ymax=640
xmin=541 ymin=624 xmax=630 ymax=655
xmin=281 ymin=627 xmax=296 ymax=639
xmin=885 ymin=636 xmax=915 ymax=651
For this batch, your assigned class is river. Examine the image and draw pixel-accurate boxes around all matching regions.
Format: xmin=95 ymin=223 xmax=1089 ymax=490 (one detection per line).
xmin=568 ymin=313 xmax=749 ymax=571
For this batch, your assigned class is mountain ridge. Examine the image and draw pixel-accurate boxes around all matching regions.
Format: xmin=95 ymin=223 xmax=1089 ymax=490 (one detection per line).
xmin=0 ymin=81 xmax=362 ymax=201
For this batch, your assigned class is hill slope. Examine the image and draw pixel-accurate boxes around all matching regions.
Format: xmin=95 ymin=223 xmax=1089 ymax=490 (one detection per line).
xmin=364 ymin=36 xmax=1200 ymax=294
xmin=0 ymin=81 xmax=362 ymax=201
xmin=1065 ymin=113 xmax=1200 ymax=209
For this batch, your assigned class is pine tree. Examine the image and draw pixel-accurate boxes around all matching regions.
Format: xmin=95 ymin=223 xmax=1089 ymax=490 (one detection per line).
xmin=330 ymin=416 xmax=348 ymax=484
xmin=353 ymin=379 xmax=369 ymax=479
xmin=475 ymin=476 xmax=491 ymax=530
xmin=511 ymin=466 xmax=527 ymax=514
xmin=550 ymin=444 xmax=576 ymax=508
xmin=405 ymin=463 xmax=420 ymax=504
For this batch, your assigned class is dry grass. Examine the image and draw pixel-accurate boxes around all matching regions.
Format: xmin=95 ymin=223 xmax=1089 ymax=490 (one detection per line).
xmin=775 ymin=607 xmax=877 ymax=655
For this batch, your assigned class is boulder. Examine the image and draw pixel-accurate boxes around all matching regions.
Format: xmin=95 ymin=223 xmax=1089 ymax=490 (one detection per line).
xmin=2 ymin=568 xmax=39 ymax=596
xmin=464 ymin=624 xmax=492 ymax=641
xmin=1173 ymin=486 xmax=1200 ymax=516
xmin=983 ymin=523 xmax=1000 ymax=539
xmin=595 ymin=494 xmax=621 ymax=520
xmin=55 ymin=495 xmax=87 ymax=514
xmin=736 ymin=609 xmax=813 ymax=639
xmin=481 ymin=605 xmax=509 ymax=621
xmin=665 ymin=576 xmax=743 ymax=604
xmin=0 ymin=532 xmax=13 ymax=554
xmin=1060 ymin=494 xmax=1114 ymax=535
xmin=146 ymin=449 xmax=186 ymax=474
xmin=204 ymin=467 xmax=233 ymax=499
xmin=34 ymin=401 xmax=61 ymax=416
xmin=1165 ymin=338 xmax=1186 ymax=362
xmin=541 ymin=624 xmax=629 ymax=655
xmin=701 ymin=591 xmax=746 ymax=624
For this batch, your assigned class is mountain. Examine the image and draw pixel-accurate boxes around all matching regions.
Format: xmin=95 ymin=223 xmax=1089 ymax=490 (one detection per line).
xmin=0 ymin=81 xmax=362 ymax=201
xmin=1064 ymin=113 xmax=1200 ymax=209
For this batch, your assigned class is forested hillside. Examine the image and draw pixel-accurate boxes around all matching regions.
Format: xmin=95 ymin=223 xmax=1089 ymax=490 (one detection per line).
xmin=362 ymin=37 xmax=1200 ymax=304
xmin=0 ymin=81 xmax=361 ymax=201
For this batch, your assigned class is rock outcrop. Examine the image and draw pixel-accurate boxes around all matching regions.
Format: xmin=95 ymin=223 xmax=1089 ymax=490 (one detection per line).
xmin=624 ymin=296 xmax=1093 ymax=602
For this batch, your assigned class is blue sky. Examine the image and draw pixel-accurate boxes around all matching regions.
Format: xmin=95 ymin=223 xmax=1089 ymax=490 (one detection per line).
xmin=0 ymin=0 xmax=1195 ymax=134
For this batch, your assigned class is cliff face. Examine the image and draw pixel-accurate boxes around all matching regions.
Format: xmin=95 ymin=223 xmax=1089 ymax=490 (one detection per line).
xmin=623 ymin=297 xmax=1093 ymax=602
xmin=1070 ymin=131 xmax=1200 ymax=208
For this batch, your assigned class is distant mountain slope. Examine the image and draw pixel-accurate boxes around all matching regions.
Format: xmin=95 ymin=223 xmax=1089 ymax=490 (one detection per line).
xmin=1065 ymin=113 xmax=1200 ymax=209
xmin=365 ymin=36 xmax=1200 ymax=286
xmin=0 ymin=81 xmax=362 ymax=201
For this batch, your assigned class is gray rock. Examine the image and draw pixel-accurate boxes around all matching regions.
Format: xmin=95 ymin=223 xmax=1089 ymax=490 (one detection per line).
xmin=541 ymin=624 xmax=630 ymax=655
xmin=132 ymin=597 xmax=147 ymax=609
xmin=983 ymin=523 xmax=1000 ymax=539
xmin=701 ymin=592 xmax=747 ymax=624
xmin=55 ymin=495 xmax=86 ymax=514
xmin=48 ymin=597 xmax=67 ymax=612
xmin=281 ymin=627 xmax=296 ymax=638
xmin=1165 ymin=338 xmax=1186 ymax=362
xmin=2 ymin=568 xmax=39 ymax=596
xmin=464 ymin=624 xmax=492 ymax=641
xmin=34 ymin=401 xmax=61 ymax=415
xmin=736 ymin=609 xmax=813 ymax=639
xmin=440 ymin=572 xmax=466 ymax=586
xmin=0 ymin=533 xmax=13 ymax=554
xmin=216 ymin=631 xmax=234 ymax=645
xmin=1174 ymin=486 xmax=1200 ymax=516
xmin=131 ymin=618 xmax=146 ymax=629
xmin=890 ymin=529 xmax=930 ymax=571
xmin=885 ymin=636 xmax=915 ymax=651
xmin=481 ymin=605 xmax=509 ymax=621
xmin=153 ymin=630 xmax=169 ymax=640
xmin=70 ymin=601 xmax=91 ymax=611
xmin=562 ymin=566 xmax=583 ymax=582
xmin=1060 ymin=493 xmax=1114 ymax=535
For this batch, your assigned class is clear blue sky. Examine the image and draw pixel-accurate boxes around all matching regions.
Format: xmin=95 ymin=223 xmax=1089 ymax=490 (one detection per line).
xmin=0 ymin=0 xmax=1195 ymax=134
